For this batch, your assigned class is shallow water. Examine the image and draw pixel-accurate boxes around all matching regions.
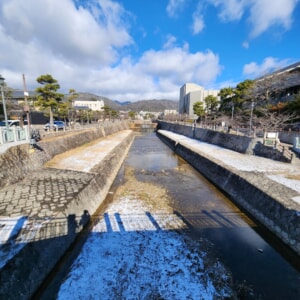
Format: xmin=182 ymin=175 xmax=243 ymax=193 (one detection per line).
xmin=127 ymin=132 xmax=300 ymax=299
xmin=40 ymin=131 xmax=300 ymax=299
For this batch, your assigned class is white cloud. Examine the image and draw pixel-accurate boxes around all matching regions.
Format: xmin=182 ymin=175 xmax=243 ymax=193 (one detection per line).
xmin=192 ymin=14 xmax=205 ymax=35
xmin=243 ymin=57 xmax=289 ymax=78
xmin=0 ymin=0 xmax=223 ymax=102
xmin=248 ymin=0 xmax=299 ymax=38
xmin=0 ymin=0 xmax=132 ymax=65
xmin=208 ymin=0 xmax=247 ymax=22
xmin=207 ymin=0 xmax=299 ymax=38
xmin=166 ymin=0 xmax=186 ymax=18
xmin=96 ymin=46 xmax=222 ymax=101
xmin=242 ymin=41 xmax=249 ymax=49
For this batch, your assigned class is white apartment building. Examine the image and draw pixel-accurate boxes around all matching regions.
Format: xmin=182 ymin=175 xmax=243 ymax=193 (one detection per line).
xmin=164 ymin=109 xmax=177 ymax=115
xmin=73 ymin=99 xmax=104 ymax=111
xmin=179 ymin=83 xmax=219 ymax=118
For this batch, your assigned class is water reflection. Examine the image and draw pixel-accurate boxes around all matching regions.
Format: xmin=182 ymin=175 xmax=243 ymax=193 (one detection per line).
xmin=127 ymin=132 xmax=300 ymax=300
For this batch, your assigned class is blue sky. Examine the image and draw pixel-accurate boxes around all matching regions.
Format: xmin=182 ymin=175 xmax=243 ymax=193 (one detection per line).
xmin=0 ymin=0 xmax=299 ymax=102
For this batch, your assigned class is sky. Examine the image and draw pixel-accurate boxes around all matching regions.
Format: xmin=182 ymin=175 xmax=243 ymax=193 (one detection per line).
xmin=0 ymin=0 xmax=299 ymax=102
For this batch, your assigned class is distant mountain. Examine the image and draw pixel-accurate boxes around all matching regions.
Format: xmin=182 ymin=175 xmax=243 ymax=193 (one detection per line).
xmin=121 ymin=99 xmax=178 ymax=112
xmin=76 ymin=93 xmax=179 ymax=112
xmin=114 ymin=100 xmax=131 ymax=106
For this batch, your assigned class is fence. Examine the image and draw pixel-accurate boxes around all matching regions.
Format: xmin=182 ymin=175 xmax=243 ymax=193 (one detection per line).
xmin=0 ymin=126 xmax=30 ymax=145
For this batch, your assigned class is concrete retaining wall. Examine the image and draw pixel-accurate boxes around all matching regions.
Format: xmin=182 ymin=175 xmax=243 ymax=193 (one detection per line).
xmin=0 ymin=122 xmax=135 ymax=299
xmin=157 ymin=121 xmax=293 ymax=162
xmin=157 ymin=121 xmax=258 ymax=154
xmin=0 ymin=121 xmax=129 ymax=189
xmin=157 ymin=132 xmax=300 ymax=257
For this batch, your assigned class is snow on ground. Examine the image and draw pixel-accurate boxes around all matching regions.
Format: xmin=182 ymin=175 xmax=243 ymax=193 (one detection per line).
xmin=0 ymin=216 xmax=28 ymax=269
xmin=159 ymin=130 xmax=300 ymax=196
xmin=57 ymin=175 xmax=234 ymax=300
xmin=44 ymin=130 xmax=132 ymax=172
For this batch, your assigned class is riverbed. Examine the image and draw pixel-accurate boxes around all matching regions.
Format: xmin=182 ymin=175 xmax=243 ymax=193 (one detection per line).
xmin=56 ymin=132 xmax=300 ymax=299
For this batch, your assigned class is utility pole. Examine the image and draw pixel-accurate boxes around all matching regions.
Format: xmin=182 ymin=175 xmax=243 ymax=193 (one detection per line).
xmin=22 ymin=74 xmax=31 ymax=138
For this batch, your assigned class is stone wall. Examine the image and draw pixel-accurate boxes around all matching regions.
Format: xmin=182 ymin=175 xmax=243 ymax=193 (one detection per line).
xmin=157 ymin=121 xmax=293 ymax=162
xmin=0 ymin=121 xmax=129 ymax=189
xmin=157 ymin=131 xmax=300 ymax=256
xmin=0 ymin=123 xmax=135 ymax=299
xmin=157 ymin=121 xmax=259 ymax=154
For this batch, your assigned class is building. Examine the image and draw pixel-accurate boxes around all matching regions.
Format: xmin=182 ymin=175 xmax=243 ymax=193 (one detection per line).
xmin=255 ymin=61 xmax=300 ymax=102
xmin=163 ymin=109 xmax=177 ymax=115
xmin=73 ymin=99 xmax=104 ymax=111
xmin=179 ymin=83 xmax=219 ymax=118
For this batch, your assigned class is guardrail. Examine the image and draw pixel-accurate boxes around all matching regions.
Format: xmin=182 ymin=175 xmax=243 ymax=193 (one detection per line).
xmin=0 ymin=126 xmax=30 ymax=144
xmin=0 ymin=120 xmax=128 ymax=146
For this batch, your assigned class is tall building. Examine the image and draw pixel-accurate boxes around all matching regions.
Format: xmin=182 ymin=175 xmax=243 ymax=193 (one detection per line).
xmin=179 ymin=83 xmax=219 ymax=118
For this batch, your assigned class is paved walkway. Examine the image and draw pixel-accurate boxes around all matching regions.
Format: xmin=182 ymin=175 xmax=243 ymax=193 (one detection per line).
xmin=159 ymin=130 xmax=300 ymax=208
xmin=0 ymin=130 xmax=132 ymax=269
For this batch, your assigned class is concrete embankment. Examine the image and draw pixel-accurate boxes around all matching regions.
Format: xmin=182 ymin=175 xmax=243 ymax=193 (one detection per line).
xmin=0 ymin=123 xmax=135 ymax=299
xmin=0 ymin=121 xmax=130 ymax=189
xmin=157 ymin=121 xmax=295 ymax=162
xmin=156 ymin=127 xmax=300 ymax=257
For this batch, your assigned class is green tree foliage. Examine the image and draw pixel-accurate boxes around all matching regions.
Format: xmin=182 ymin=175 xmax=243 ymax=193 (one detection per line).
xmin=285 ymin=93 xmax=300 ymax=121
xmin=65 ymin=89 xmax=78 ymax=123
xmin=193 ymin=101 xmax=205 ymax=119
xmin=35 ymin=74 xmax=64 ymax=128
xmin=235 ymin=79 xmax=254 ymax=110
xmin=102 ymin=105 xmax=118 ymax=120
xmin=128 ymin=111 xmax=136 ymax=120
xmin=204 ymin=95 xmax=219 ymax=113
xmin=218 ymin=87 xmax=234 ymax=112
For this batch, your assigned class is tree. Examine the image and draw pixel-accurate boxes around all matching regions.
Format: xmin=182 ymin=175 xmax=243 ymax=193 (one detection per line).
xmin=250 ymin=72 xmax=289 ymax=107
xmin=193 ymin=101 xmax=205 ymax=121
xmin=128 ymin=111 xmax=136 ymax=120
xmin=203 ymin=95 xmax=219 ymax=127
xmin=285 ymin=93 xmax=300 ymax=120
xmin=66 ymin=89 xmax=78 ymax=124
xmin=204 ymin=95 xmax=219 ymax=113
xmin=235 ymin=79 xmax=254 ymax=108
xmin=250 ymin=107 xmax=297 ymax=131
xmin=218 ymin=87 xmax=235 ymax=115
xmin=35 ymin=74 xmax=64 ymax=129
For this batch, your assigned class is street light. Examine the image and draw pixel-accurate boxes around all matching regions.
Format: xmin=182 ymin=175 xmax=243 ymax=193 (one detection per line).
xmin=249 ymin=101 xmax=254 ymax=136
xmin=0 ymin=74 xmax=9 ymax=129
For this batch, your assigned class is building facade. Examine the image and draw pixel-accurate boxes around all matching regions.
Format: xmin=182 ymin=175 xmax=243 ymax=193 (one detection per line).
xmin=73 ymin=99 xmax=104 ymax=111
xmin=179 ymin=83 xmax=219 ymax=118
xmin=255 ymin=61 xmax=300 ymax=103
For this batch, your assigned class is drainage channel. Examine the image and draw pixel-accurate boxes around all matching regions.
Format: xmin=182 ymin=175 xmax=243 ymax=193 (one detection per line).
xmin=36 ymin=132 xmax=300 ymax=299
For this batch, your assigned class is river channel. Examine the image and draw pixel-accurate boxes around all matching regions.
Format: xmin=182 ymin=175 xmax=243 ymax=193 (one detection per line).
xmin=49 ymin=132 xmax=300 ymax=299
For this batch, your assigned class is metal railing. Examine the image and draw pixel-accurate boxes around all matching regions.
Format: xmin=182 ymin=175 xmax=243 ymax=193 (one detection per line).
xmin=0 ymin=126 xmax=30 ymax=145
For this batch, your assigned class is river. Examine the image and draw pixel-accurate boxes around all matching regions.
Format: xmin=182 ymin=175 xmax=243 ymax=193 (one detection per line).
xmin=50 ymin=132 xmax=300 ymax=299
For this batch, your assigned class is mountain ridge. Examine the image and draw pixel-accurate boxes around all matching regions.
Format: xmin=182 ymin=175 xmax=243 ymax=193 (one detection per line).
xmin=77 ymin=92 xmax=179 ymax=112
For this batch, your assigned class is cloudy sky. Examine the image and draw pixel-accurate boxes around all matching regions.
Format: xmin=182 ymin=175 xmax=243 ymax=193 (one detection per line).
xmin=0 ymin=0 xmax=299 ymax=102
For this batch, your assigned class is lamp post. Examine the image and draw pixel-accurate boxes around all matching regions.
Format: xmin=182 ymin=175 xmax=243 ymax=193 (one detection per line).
xmin=249 ymin=101 xmax=254 ymax=136
xmin=0 ymin=74 xmax=9 ymax=129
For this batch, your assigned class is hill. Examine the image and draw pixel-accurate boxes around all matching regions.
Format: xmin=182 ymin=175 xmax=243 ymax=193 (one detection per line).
xmin=121 ymin=99 xmax=178 ymax=112
xmin=76 ymin=93 xmax=178 ymax=112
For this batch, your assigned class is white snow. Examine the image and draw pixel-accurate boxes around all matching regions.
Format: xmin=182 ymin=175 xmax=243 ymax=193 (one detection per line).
xmin=159 ymin=130 xmax=300 ymax=197
xmin=45 ymin=130 xmax=132 ymax=172
xmin=57 ymin=195 xmax=232 ymax=300
xmin=0 ymin=216 xmax=28 ymax=268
